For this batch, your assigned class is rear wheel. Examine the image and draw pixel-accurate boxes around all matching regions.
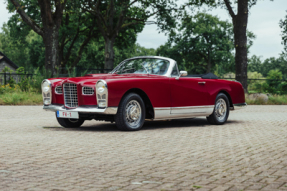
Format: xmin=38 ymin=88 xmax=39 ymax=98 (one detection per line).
xmin=115 ymin=93 xmax=146 ymax=131
xmin=56 ymin=113 xmax=85 ymax=128
xmin=207 ymin=93 xmax=229 ymax=125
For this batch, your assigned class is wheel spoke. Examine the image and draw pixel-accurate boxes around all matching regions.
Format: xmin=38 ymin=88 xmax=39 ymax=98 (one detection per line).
xmin=215 ymin=98 xmax=227 ymax=122
xmin=125 ymin=100 xmax=142 ymax=127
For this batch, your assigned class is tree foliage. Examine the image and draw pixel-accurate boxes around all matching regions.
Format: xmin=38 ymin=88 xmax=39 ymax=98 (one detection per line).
xmin=7 ymin=0 xmax=68 ymax=75
xmin=280 ymin=11 xmax=287 ymax=53
xmin=185 ymin=0 xmax=266 ymax=91
xmin=82 ymin=0 xmax=178 ymax=69
xmin=248 ymin=54 xmax=287 ymax=79
xmin=158 ymin=13 xmax=235 ymax=75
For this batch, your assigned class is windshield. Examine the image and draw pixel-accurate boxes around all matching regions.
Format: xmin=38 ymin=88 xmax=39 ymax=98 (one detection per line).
xmin=113 ymin=58 xmax=170 ymax=75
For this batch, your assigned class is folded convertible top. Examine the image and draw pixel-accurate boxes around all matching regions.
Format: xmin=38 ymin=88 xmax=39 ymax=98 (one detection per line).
xmin=183 ymin=73 xmax=219 ymax=79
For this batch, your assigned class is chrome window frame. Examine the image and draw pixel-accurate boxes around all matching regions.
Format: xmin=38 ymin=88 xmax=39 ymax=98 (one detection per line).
xmin=171 ymin=64 xmax=180 ymax=77
xmin=110 ymin=56 xmax=177 ymax=77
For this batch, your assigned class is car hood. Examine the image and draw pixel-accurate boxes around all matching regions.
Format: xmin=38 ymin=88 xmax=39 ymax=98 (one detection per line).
xmin=49 ymin=73 xmax=167 ymax=86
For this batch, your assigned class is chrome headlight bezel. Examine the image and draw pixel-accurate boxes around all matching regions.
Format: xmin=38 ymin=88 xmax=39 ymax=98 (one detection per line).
xmin=95 ymin=80 xmax=108 ymax=108
xmin=41 ymin=79 xmax=52 ymax=105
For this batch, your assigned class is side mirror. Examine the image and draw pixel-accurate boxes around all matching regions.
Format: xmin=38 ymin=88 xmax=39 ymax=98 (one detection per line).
xmin=180 ymin=71 xmax=188 ymax=77
xmin=176 ymin=71 xmax=188 ymax=80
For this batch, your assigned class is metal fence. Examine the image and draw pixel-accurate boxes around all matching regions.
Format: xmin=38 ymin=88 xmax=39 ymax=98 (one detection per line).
xmin=221 ymin=78 xmax=287 ymax=93
xmin=222 ymin=78 xmax=287 ymax=82
xmin=1 ymin=71 xmax=286 ymax=86
xmin=57 ymin=68 xmax=113 ymax=77
xmin=0 ymin=73 xmax=33 ymax=85
xmin=0 ymin=69 xmax=113 ymax=85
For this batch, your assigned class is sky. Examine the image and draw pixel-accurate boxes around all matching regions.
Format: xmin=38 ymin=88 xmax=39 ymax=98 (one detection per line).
xmin=0 ymin=0 xmax=286 ymax=60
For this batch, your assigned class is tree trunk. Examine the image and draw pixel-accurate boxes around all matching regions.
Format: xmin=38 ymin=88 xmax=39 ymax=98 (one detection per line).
xmin=43 ymin=26 xmax=60 ymax=76
xmin=104 ymin=37 xmax=115 ymax=70
xmin=233 ymin=0 xmax=248 ymax=92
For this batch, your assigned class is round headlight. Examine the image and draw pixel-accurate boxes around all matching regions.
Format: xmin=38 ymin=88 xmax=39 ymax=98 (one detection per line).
xmin=97 ymin=82 xmax=105 ymax=93
xmin=42 ymin=81 xmax=51 ymax=93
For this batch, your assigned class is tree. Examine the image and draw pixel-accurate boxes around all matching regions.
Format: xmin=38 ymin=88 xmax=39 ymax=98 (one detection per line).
xmin=248 ymin=54 xmax=287 ymax=79
xmin=158 ymin=13 xmax=235 ymax=74
xmin=261 ymin=56 xmax=287 ymax=78
xmin=223 ymin=0 xmax=249 ymax=91
xmin=0 ymin=23 xmax=143 ymax=75
xmin=8 ymin=0 xmax=68 ymax=76
xmin=83 ymin=0 xmax=178 ymax=69
xmin=6 ymin=0 xmax=101 ymax=75
xmin=248 ymin=55 xmax=262 ymax=73
xmin=280 ymin=11 xmax=287 ymax=53
xmin=186 ymin=0 xmax=262 ymax=92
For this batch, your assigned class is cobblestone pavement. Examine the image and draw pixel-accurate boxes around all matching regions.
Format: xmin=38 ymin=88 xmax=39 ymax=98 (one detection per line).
xmin=0 ymin=106 xmax=287 ymax=191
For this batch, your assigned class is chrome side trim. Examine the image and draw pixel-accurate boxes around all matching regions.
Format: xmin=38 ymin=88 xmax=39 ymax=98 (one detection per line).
xmin=43 ymin=105 xmax=118 ymax=115
xmin=154 ymin=105 xmax=214 ymax=120
xmin=171 ymin=105 xmax=214 ymax=112
xmin=230 ymin=103 xmax=247 ymax=110
xmin=154 ymin=107 xmax=170 ymax=119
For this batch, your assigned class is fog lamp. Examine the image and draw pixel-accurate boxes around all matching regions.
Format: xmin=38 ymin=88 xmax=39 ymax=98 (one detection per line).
xmin=98 ymin=100 xmax=107 ymax=108
xmin=44 ymin=99 xmax=51 ymax=105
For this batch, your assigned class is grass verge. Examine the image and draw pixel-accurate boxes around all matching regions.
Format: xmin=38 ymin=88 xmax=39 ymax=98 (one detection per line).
xmin=0 ymin=92 xmax=286 ymax=106
xmin=0 ymin=92 xmax=42 ymax=105
xmin=246 ymin=95 xmax=287 ymax=105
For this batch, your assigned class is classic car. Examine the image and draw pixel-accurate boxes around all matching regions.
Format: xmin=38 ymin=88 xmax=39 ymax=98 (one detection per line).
xmin=42 ymin=56 xmax=246 ymax=131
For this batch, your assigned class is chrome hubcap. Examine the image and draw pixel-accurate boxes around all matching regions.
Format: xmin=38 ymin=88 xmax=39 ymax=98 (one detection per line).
xmin=125 ymin=100 xmax=142 ymax=127
xmin=215 ymin=98 xmax=227 ymax=122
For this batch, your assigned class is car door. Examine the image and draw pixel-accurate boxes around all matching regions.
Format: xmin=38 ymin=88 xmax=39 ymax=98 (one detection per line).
xmin=169 ymin=67 xmax=209 ymax=114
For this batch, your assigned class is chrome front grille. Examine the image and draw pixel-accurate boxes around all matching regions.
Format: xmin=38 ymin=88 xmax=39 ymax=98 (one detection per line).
xmin=82 ymin=87 xmax=94 ymax=95
xmin=63 ymin=83 xmax=78 ymax=108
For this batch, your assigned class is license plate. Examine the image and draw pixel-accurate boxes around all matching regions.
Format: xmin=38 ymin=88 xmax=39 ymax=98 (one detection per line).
xmin=57 ymin=111 xmax=79 ymax=119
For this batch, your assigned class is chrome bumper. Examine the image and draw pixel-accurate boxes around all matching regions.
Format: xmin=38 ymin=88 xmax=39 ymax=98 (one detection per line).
xmin=230 ymin=103 xmax=247 ymax=110
xmin=43 ymin=105 xmax=118 ymax=115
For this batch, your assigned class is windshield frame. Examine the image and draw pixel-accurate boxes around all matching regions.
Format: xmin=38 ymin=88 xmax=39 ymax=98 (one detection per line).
xmin=110 ymin=56 xmax=177 ymax=77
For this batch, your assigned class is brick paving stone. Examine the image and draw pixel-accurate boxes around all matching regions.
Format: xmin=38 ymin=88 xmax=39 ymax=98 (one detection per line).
xmin=0 ymin=105 xmax=287 ymax=190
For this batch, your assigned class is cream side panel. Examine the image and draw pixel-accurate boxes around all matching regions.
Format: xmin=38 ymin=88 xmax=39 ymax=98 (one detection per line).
xmin=154 ymin=106 xmax=214 ymax=120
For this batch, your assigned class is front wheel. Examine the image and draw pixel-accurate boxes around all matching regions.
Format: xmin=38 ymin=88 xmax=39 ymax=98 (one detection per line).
xmin=207 ymin=93 xmax=229 ymax=125
xmin=115 ymin=93 xmax=146 ymax=131
xmin=56 ymin=113 xmax=85 ymax=128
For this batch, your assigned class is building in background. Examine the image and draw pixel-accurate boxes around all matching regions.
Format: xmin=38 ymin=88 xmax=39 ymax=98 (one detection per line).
xmin=0 ymin=51 xmax=19 ymax=72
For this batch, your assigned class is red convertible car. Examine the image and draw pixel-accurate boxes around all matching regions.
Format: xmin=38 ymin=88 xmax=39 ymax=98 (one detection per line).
xmin=42 ymin=56 xmax=246 ymax=131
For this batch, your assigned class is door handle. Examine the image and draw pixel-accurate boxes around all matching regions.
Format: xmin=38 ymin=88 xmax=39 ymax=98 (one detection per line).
xmin=198 ymin=82 xmax=206 ymax=84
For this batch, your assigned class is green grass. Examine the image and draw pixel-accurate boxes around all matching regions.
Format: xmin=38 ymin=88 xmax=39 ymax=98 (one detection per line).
xmin=0 ymin=92 xmax=42 ymax=105
xmin=246 ymin=94 xmax=287 ymax=105
xmin=0 ymin=90 xmax=287 ymax=106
